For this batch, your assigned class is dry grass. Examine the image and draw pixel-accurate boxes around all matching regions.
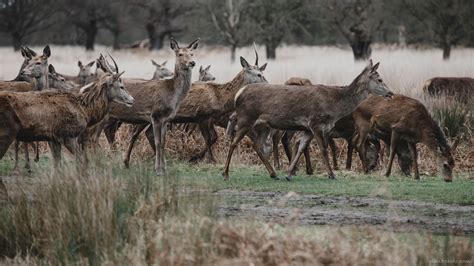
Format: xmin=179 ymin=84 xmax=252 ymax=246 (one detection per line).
xmin=0 ymin=159 xmax=471 ymax=265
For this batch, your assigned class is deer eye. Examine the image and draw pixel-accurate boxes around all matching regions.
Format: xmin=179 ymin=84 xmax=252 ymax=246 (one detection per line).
xmin=377 ymin=79 xmax=383 ymax=82
xmin=190 ymin=53 xmax=194 ymax=56
xmin=36 ymin=62 xmax=41 ymax=65
xmin=179 ymin=54 xmax=184 ymax=56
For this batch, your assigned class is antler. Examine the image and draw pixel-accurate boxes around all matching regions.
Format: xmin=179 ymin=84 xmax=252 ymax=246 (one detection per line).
xmin=253 ymin=42 xmax=259 ymax=66
xmin=108 ymin=53 xmax=119 ymax=73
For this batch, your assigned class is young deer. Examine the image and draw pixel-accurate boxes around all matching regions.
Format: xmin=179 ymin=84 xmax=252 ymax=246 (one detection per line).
xmin=353 ymin=95 xmax=455 ymax=181
xmin=108 ymin=38 xmax=199 ymax=175
xmin=60 ymin=60 xmax=96 ymax=86
xmin=151 ymin=60 xmax=174 ymax=80
xmin=223 ymin=60 xmax=393 ymax=181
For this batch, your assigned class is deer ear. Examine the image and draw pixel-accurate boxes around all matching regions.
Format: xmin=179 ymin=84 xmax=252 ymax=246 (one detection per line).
xmin=21 ymin=47 xmax=32 ymax=60
xmin=170 ymin=37 xmax=179 ymax=52
xmin=43 ymin=45 xmax=51 ymax=58
xmin=199 ymin=65 xmax=203 ymax=72
xmin=78 ymin=61 xmax=83 ymax=67
xmin=259 ymin=63 xmax=267 ymax=72
xmin=372 ymin=62 xmax=380 ymax=72
xmin=162 ymin=60 xmax=167 ymax=66
xmin=205 ymin=65 xmax=211 ymax=71
xmin=187 ymin=38 xmax=200 ymax=50
xmin=240 ymin=56 xmax=250 ymax=69
xmin=87 ymin=61 xmax=95 ymax=67
xmin=151 ymin=59 xmax=159 ymax=67
xmin=48 ymin=64 xmax=56 ymax=74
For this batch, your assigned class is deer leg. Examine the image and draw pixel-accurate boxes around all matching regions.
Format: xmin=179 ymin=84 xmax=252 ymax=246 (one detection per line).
xmin=151 ymin=118 xmax=166 ymax=176
xmin=190 ymin=120 xmax=215 ymax=163
xmin=272 ymin=130 xmax=283 ymax=170
xmin=160 ymin=122 xmax=168 ymax=171
xmin=124 ymin=124 xmax=147 ymax=169
xmin=327 ymin=137 xmax=339 ymax=170
xmin=144 ymin=125 xmax=156 ymax=155
xmin=303 ymin=144 xmax=313 ymax=175
xmin=407 ymin=142 xmax=419 ymax=180
xmin=23 ymin=142 xmax=31 ymax=173
xmin=48 ymin=141 xmax=62 ymax=169
xmin=345 ymin=138 xmax=353 ymax=170
xmin=253 ymin=125 xmax=277 ymax=178
xmin=315 ymin=131 xmax=336 ymax=179
xmin=354 ymin=128 xmax=370 ymax=173
xmin=223 ymin=122 xmax=252 ymax=180
xmin=104 ymin=119 xmax=122 ymax=150
xmin=287 ymin=131 xmax=313 ymax=181
xmin=12 ymin=141 xmax=20 ymax=175
xmin=384 ymin=131 xmax=400 ymax=177
xmin=281 ymin=131 xmax=294 ymax=163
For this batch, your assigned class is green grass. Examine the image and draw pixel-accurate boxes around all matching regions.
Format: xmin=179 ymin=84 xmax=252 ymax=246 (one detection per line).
xmin=173 ymin=162 xmax=474 ymax=205
xmin=1 ymin=155 xmax=473 ymax=205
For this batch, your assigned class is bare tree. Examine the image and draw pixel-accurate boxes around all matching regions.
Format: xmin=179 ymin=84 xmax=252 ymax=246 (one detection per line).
xmin=402 ymin=0 xmax=469 ymax=60
xmin=207 ymin=0 xmax=246 ymax=62
xmin=325 ymin=0 xmax=383 ymax=61
xmin=247 ymin=0 xmax=308 ymax=59
xmin=0 ymin=0 xmax=53 ymax=50
xmin=133 ymin=0 xmax=191 ymax=50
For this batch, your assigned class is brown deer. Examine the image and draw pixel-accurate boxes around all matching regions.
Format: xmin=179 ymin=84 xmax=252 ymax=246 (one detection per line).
xmin=223 ymin=60 xmax=393 ymax=181
xmin=112 ymin=47 xmax=266 ymax=168
xmin=151 ymin=59 xmax=174 ymax=80
xmin=0 ymin=58 xmax=134 ymax=169
xmin=353 ymin=95 xmax=456 ymax=181
xmin=422 ymin=77 xmax=474 ymax=104
xmin=108 ymin=38 xmax=199 ymax=175
xmin=198 ymin=65 xmax=216 ymax=82
xmin=60 ymin=60 xmax=97 ymax=86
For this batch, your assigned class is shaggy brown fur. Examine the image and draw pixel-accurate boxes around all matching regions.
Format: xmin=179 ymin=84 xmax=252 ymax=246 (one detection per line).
xmin=353 ymin=95 xmax=455 ymax=181
xmin=422 ymin=77 xmax=474 ymax=103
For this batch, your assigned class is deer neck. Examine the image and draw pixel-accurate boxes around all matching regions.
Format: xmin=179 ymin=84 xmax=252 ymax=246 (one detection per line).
xmin=220 ymin=71 xmax=248 ymax=111
xmin=79 ymin=82 xmax=109 ymax=126
xmin=337 ymin=80 xmax=370 ymax=118
xmin=171 ymin=65 xmax=192 ymax=107
xmin=34 ymin=67 xmax=49 ymax=91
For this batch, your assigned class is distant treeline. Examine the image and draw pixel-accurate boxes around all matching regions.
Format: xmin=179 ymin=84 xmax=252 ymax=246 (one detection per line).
xmin=1 ymin=0 xmax=473 ymax=60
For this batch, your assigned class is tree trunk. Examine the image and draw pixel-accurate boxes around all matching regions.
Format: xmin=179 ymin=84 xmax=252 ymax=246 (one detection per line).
xmin=265 ymin=41 xmax=278 ymax=59
xmin=146 ymin=22 xmax=156 ymax=50
xmin=442 ymin=43 xmax=451 ymax=60
xmin=350 ymin=40 xmax=372 ymax=61
xmin=84 ymin=20 xmax=98 ymax=51
xmin=230 ymin=43 xmax=237 ymax=62
xmin=11 ymin=34 xmax=22 ymax=51
xmin=155 ymin=32 xmax=168 ymax=50
xmin=112 ymin=31 xmax=120 ymax=50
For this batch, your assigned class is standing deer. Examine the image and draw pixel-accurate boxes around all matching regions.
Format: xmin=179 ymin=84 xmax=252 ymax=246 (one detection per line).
xmin=151 ymin=60 xmax=174 ymax=80
xmin=223 ymin=60 xmax=393 ymax=181
xmin=109 ymin=47 xmax=266 ymax=168
xmin=0 ymin=58 xmax=134 ymax=169
xmin=353 ymin=95 xmax=455 ymax=181
xmin=198 ymin=65 xmax=216 ymax=82
xmin=108 ymin=38 xmax=199 ymax=175
xmin=60 ymin=60 xmax=97 ymax=86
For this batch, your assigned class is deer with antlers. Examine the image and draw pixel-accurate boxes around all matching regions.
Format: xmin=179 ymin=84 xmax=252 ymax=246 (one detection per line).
xmin=223 ymin=60 xmax=393 ymax=181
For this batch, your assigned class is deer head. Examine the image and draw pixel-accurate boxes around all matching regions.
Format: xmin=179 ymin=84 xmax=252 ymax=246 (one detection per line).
xmin=198 ymin=65 xmax=216 ymax=81
xmin=48 ymin=64 xmax=74 ymax=90
xmin=21 ymin=45 xmax=50 ymax=79
xmin=239 ymin=44 xmax=268 ymax=84
xmin=358 ymin=60 xmax=393 ymax=99
xmin=170 ymin=38 xmax=199 ymax=71
xmin=100 ymin=54 xmax=134 ymax=107
xmin=438 ymin=140 xmax=456 ymax=182
xmin=78 ymin=60 xmax=95 ymax=85
xmin=151 ymin=59 xmax=173 ymax=80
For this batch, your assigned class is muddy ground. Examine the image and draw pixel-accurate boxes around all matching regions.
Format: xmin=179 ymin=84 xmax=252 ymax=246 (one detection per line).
xmin=1 ymin=175 xmax=472 ymax=236
xmin=216 ymin=190 xmax=474 ymax=236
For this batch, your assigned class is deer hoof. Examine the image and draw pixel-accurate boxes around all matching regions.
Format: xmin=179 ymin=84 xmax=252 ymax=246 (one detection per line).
xmin=329 ymin=174 xmax=336 ymax=180
xmin=285 ymin=176 xmax=293 ymax=182
xmin=306 ymin=170 xmax=314 ymax=175
xmin=222 ymin=173 xmax=229 ymax=181
xmin=271 ymin=175 xmax=280 ymax=180
xmin=124 ymin=161 xmax=130 ymax=169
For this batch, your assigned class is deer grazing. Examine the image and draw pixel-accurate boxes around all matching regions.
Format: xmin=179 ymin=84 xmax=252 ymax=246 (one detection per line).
xmin=198 ymin=65 xmax=216 ymax=82
xmin=422 ymin=77 xmax=474 ymax=104
xmin=0 ymin=56 xmax=134 ymax=169
xmin=353 ymin=94 xmax=456 ymax=181
xmin=108 ymin=38 xmax=199 ymax=175
xmin=151 ymin=59 xmax=174 ymax=80
xmin=223 ymin=60 xmax=393 ymax=181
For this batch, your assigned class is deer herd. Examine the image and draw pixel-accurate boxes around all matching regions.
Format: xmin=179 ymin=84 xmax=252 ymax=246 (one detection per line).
xmin=0 ymin=38 xmax=468 ymax=189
